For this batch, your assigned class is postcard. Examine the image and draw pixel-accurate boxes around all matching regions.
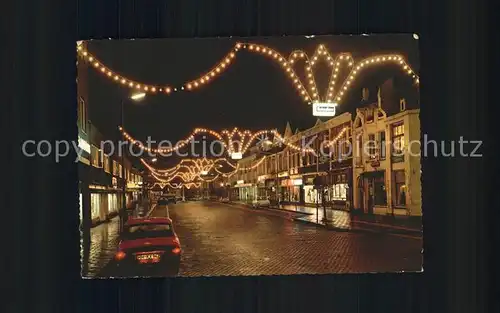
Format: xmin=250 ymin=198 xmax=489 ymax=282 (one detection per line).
xmin=76 ymin=35 xmax=422 ymax=278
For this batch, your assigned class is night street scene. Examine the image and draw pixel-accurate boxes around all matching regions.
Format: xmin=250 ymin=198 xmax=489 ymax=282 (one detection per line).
xmin=77 ymin=35 xmax=422 ymax=278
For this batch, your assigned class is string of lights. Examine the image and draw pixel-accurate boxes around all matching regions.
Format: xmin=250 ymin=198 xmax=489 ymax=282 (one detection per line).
xmin=77 ymin=41 xmax=419 ymax=105
xmin=121 ymin=126 xmax=323 ymax=155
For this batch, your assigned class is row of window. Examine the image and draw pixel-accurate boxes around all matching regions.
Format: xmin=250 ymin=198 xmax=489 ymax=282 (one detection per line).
xmin=357 ymin=122 xmax=405 ymax=162
xmin=369 ymin=170 xmax=407 ymax=207
xmin=248 ymin=127 xmax=351 ymax=177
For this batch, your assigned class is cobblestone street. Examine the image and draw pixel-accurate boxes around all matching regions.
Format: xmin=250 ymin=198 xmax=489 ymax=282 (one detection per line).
xmin=169 ymin=201 xmax=422 ymax=277
xmin=86 ymin=200 xmax=422 ymax=278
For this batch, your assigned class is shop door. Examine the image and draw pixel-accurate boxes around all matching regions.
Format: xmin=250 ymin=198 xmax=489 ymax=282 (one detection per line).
xmin=367 ymin=179 xmax=374 ymax=214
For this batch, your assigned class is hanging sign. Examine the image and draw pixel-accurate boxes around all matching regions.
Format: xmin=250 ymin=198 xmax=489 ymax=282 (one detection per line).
xmin=312 ymin=102 xmax=337 ymax=117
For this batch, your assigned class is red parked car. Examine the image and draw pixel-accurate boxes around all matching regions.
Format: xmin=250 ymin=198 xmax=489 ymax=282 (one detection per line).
xmin=113 ymin=217 xmax=181 ymax=276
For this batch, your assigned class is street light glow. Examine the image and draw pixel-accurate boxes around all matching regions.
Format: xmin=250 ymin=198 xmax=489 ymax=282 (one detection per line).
xmin=130 ymin=92 xmax=146 ymax=100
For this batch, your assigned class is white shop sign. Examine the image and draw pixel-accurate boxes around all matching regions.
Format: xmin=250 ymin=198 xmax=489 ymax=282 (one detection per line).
xmin=312 ymin=102 xmax=337 ymax=117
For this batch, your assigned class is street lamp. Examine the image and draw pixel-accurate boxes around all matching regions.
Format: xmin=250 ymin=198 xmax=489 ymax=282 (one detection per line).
xmin=119 ymin=92 xmax=146 ymax=233
xmin=130 ymin=92 xmax=146 ymax=100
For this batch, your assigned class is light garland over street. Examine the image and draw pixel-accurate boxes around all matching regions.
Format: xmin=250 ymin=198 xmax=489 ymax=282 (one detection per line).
xmin=77 ymin=41 xmax=419 ymax=105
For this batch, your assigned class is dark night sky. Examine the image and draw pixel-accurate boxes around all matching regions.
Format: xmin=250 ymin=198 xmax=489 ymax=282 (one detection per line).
xmin=84 ymin=34 xmax=419 ymax=166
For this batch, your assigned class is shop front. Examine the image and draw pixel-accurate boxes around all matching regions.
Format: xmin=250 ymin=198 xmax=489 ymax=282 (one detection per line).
xmin=257 ymin=175 xmax=271 ymax=198
xmin=290 ymin=176 xmax=304 ymax=204
xmin=327 ymin=167 xmax=352 ymax=209
xmin=357 ymin=170 xmax=387 ymax=215
xmin=302 ymin=176 xmax=319 ymax=204
xmin=234 ymin=180 xmax=257 ymax=203
xmin=265 ymin=179 xmax=278 ymax=203
xmin=277 ymin=171 xmax=289 ymax=203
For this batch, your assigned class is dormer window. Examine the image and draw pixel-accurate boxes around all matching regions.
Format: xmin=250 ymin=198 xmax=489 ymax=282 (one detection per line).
xmin=366 ymin=108 xmax=374 ymax=123
xmin=400 ymin=98 xmax=406 ymax=112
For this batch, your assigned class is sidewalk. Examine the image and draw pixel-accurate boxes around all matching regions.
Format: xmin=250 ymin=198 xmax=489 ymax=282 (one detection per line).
xmin=228 ymin=201 xmax=422 ymax=236
xmin=278 ymin=204 xmax=422 ymax=235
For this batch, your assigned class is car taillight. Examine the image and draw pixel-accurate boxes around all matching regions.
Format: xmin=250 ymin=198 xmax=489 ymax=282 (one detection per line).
xmin=115 ymin=251 xmax=126 ymax=261
xmin=172 ymin=247 xmax=181 ymax=254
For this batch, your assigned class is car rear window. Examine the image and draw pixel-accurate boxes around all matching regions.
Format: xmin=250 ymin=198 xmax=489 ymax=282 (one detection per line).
xmin=123 ymin=223 xmax=174 ymax=239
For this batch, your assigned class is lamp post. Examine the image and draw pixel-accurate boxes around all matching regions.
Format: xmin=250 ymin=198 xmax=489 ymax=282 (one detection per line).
xmin=119 ymin=92 xmax=146 ymax=234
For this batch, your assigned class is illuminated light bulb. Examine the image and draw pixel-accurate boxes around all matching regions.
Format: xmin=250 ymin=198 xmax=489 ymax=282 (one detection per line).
xmin=313 ymin=56 xmax=318 ymax=61
xmin=350 ymin=76 xmax=354 ymax=79
xmin=279 ymin=57 xmax=283 ymax=61
xmin=144 ymin=86 xmax=149 ymax=91
xmin=329 ymin=93 xmax=333 ymax=96
xmin=114 ymin=75 xmax=119 ymax=80
xmin=166 ymin=87 xmax=171 ymax=93
xmin=308 ymin=73 xmax=312 ymax=78
xmin=274 ymin=53 xmax=278 ymax=58
xmin=88 ymin=57 xmax=94 ymax=62
xmin=136 ymin=84 xmax=141 ymax=89
xmin=340 ymin=91 xmax=344 ymax=95
xmin=407 ymin=70 xmax=412 ymax=74
xmin=249 ymin=45 xmax=254 ymax=50
xmin=151 ymin=87 xmax=156 ymax=92
xmin=210 ymin=72 xmax=215 ymax=77
xmin=100 ymin=67 xmax=105 ymax=72
xmin=236 ymin=43 xmax=242 ymax=48
xmin=333 ymin=74 xmax=337 ymax=78
xmin=262 ymin=48 xmax=266 ymax=53
xmin=256 ymin=47 xmax=260 ymax=51
xmin=268 ymin=50 xmax=272 ymax=55
xmin=309 ymin=79 xmax=314 ymax=84
xmin=356 ymin=66 xmax=360 ymax=70
xmin=343 ymin=86 xmax=347 ymax=90
xmin=221 ymin=63 xmax=226 ymax=68
xmin=294 ymin=79 xmax=298 ymax=83
xmin=403 ymin=65 xmax=408 ymax=69
xmin=121 ymin=79 xmax=126 ymax=84
xmin=216 ymin=68 xmax=221 ymax=72
xmin=301 ymin=90 xmax=306 ymax=95
xmin=128 ymin=82 xmax=133 ymax=87
xmin=194 ymin=82 xmax=199 ymax=87
xmin=340 ymin=55 xmax=344 ymax=60
xmin=329 ymin=87 xmax=334 ymax=90
xmin=330 ymin=62 xmax=334 ymax=66
xmin=187 ymin=84 xmax=192 ymax=89
xmin=230 ymin=52 xmax=235 ymax=57
xmin=335 ymin=68 xmax=338 ymax=72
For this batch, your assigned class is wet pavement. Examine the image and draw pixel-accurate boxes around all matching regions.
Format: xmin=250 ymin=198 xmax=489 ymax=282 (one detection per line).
xmin=168 ymin=201 xmax=422 ymax=276
xmin=86 ymin=200 xmax=422 ymax=277
xmin=84 ymin=216 xmax=120 ymax=277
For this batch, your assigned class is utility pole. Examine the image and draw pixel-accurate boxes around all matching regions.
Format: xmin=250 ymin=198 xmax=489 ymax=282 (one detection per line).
xmin=275 ymin=153 xmax=279 ymax=206
xmin=120 ymin=100 xmax=126 ymax=234
xmin=316 ymin=138 xmax=319 ymax=224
